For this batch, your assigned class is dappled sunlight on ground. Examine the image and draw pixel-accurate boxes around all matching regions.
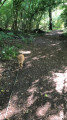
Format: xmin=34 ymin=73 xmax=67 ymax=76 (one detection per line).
xmin=26 ymin=79 xmax=39 ymax=108
xmin=19 ymin=50 xmax=31 ymax=54
xmin=46 ymin=30 xmax=63 ymax=36
xmin=0 ymin=95 xmax=19 ymax=120
xmin=51 ymin=42 xmax=60 ymax=47
xmin=26 ymin=94 xmax=37 ymax=108
xmin=40 ymin=55 xmax=46 ymax=59
xmin=27 ymin=86 xmax=37 ymax=93
xmin=0 ymin=108 xmax=7 ymax=120
xmin=36 ymin=102 xmax=51 ymax=117
xmin=26 ymin=62 xmax=32 ymax=68
xmin=32 ymin=79 xmax=39 ymax=84
xmin=57 ymin=31 xmax=63 ymax=35
xmin=32 ymin=56 xmax=39 ymax=60
xmin=0 ymin=63 xmax=4 ymax=78
xmin=52 ymin=69 xmax=67 ymax=93
xmin=47 ymin=110 xmax=64 ymax=120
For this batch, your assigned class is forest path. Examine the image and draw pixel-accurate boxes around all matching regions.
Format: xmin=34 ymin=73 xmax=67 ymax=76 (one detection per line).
xmin=0 ymin=30 xmax=67 ymax=120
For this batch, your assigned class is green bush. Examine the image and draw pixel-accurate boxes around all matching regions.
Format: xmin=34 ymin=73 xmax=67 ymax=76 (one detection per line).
xmin=1 ymin=46 xmax=18 ymax=60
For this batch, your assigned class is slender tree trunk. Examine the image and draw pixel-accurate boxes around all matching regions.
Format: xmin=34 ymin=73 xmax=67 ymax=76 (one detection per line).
xmin=13 ymin=10 xmax=18 ymax=31
xmin=5 ymin=19 xmax=9 ymax=29
xmin=49 ymin=7 xmax=52 ymax=30
xmin=36 ymin=14 xmax=42 ymax=29
xmin=12 ymin=0 xmax=18 ymax=33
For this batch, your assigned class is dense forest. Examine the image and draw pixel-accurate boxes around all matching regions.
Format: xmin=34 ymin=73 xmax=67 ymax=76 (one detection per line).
xmin=0 ymin=0 xmax=67 ymax=32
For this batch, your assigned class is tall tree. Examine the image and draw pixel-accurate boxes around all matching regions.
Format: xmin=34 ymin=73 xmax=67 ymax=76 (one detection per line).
xmin=12 ymin=0 xmax=18 ymax=32
xmin=49 ymin=7 xmax=52 ymax=30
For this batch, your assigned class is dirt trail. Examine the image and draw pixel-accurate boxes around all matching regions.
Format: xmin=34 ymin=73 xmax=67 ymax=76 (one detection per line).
xmin=0 ymin=30 xmax=67 ymax=120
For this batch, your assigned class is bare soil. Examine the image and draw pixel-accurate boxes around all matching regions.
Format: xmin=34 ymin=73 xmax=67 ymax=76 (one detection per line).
xmin=0 ymin=30 xmax=67 ymax=120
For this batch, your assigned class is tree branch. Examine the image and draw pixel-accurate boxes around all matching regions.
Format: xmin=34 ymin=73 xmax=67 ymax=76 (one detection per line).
xmin=0 ymin=0 xmax=7 ymax=8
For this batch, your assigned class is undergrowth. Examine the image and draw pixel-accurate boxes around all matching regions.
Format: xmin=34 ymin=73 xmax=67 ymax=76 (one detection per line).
xmin=0 ymin=31 xmax=34 ymax=60
xmin=64 ymin=28 xmax=67 ymax=37
xmin=1 ymin=46 xmax=18 ymax=60
xmin=21 ymin=34 xmax=34 ymax=44
xmin=0 ymin=32 xmax=14 ymax=47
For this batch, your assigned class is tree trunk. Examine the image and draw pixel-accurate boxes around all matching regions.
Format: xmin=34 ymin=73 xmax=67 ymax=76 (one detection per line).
xmin=49 ymin=7 xmax=52 ymax=30
xmin=36 ymin=14 xmax=42 ymax=29
xmin=12 ymin=0 xmax=18 ymax=33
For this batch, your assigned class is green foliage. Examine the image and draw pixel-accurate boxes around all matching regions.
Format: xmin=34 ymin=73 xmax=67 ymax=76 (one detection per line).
xmin=21 ymin=35 xmax=34 ymax=44
xmin=1 ymin=46 xmax=18 ymax=60
xmin=7 ymin=32 xmax=14 ymax=37
xmin=64 ymin=29 xmax=67 ymax=37
xmin=53 ymin=16 xmax=64 ymax=30
xmin=0 ymin=38 xmax=4 ymax=47
xmin=61 ymin=5 xmax=67 ymax=28
xmin=0 ymin=32 xmax=14 ymax=47
xmin=0 ymin=0 xmax=12 ymax=29
xmin=64 ymin=33 xmax=67 ymax=37
xmin=0 ymin=0 xmax=66 ymax=32
xmin=0 ymin=32 xmax=14 ymax=39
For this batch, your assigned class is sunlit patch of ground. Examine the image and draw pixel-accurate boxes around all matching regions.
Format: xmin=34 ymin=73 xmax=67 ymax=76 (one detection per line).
xmin=52 ymin=70 xmax=67 ymax=94
xmin=0 ymin=95 xmax=19 ymax=120
xmin=47 ymin=110 xmax=64 ymax=120
xmin=19 ymin=50 xmax=31 ymax=54
xmin=0 ymin=62 xmax=4 ymax=78
xmin=36 ymin=102 xmax=51 ymax=117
